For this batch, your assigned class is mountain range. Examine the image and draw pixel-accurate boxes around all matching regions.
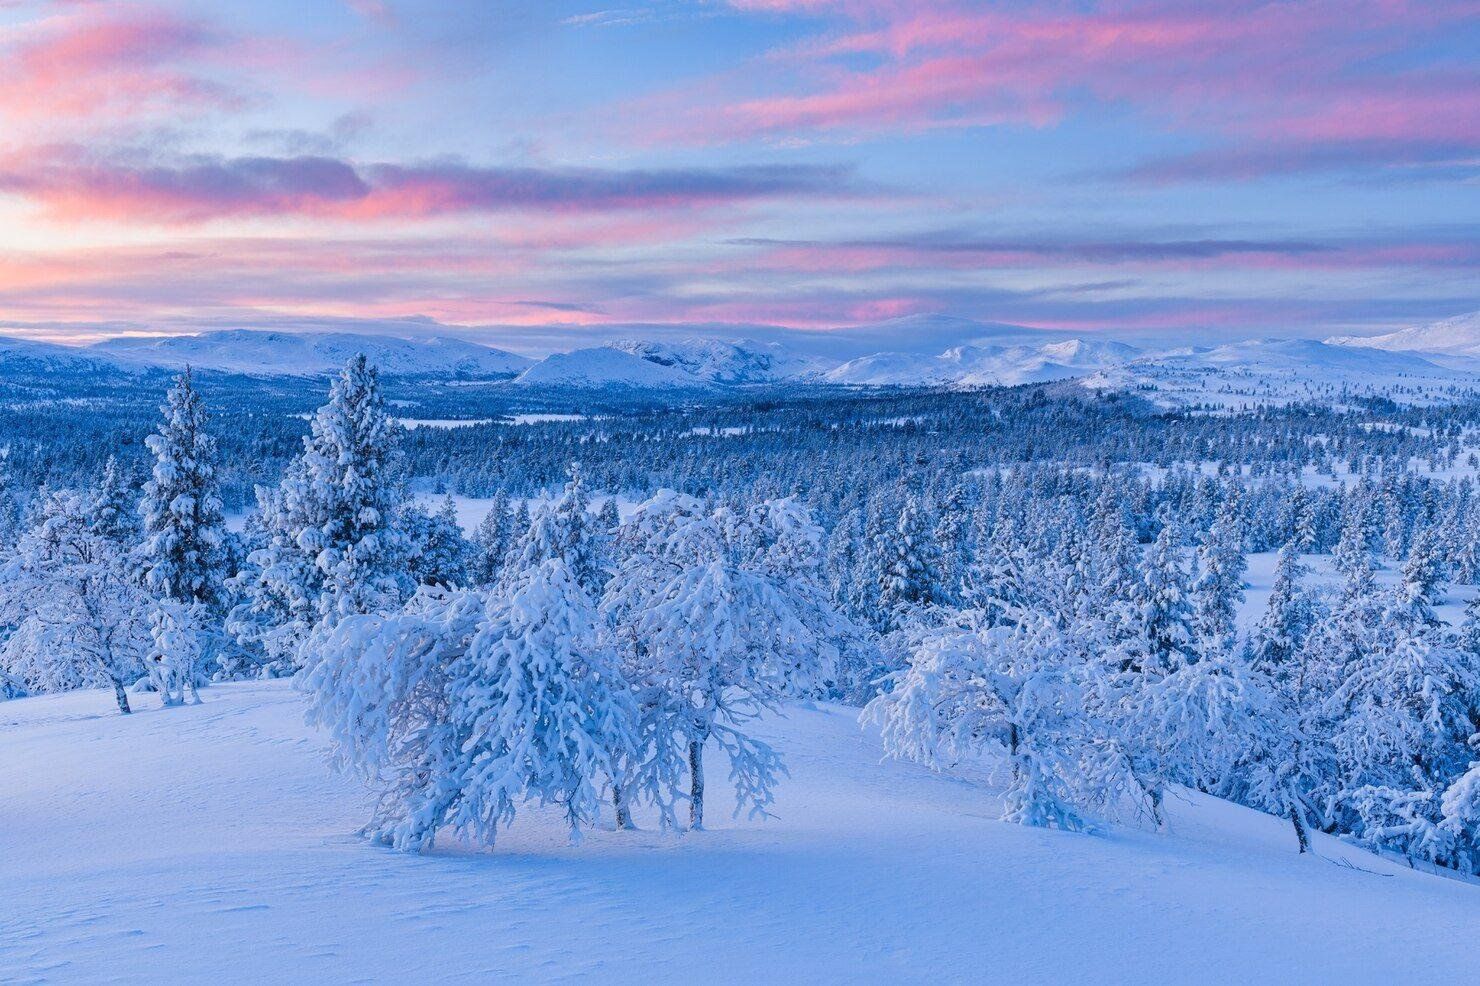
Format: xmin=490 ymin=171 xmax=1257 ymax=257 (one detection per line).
xmin=1 ymin=311 xmax=1478 ymax=403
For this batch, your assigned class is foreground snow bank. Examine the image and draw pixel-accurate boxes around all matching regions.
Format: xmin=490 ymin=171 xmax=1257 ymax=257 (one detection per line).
xmin=2 ymin=681 xmax=1477 ymax=984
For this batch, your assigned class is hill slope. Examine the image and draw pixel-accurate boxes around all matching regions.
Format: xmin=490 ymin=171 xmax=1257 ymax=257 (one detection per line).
xmin=607 ymin=338 xmax=829 ymax=383
xmin=1083 ymin=338 xmax=1480 ymax=408
xmin=2 ymin=681 xmax=1476 ymax=984
xmin=1328 ymin=311 xmax=1480 ymax=357
xmin=513 ymin=347 xmax=711 ymax=390
xmin=0 ymin=334 xmax=137 ymax=376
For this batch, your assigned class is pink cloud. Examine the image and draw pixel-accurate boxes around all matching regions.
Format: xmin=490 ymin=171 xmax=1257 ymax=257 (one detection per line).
xmin=0 ymin=6 xmax=240 ymax=123
xmin=665 ymin=0 xmax=1480 ymax=175
xmin=720 ymin=234 xmax=1480 ymax=277
xmin=0 ymin=145 xmax=860 ymax=224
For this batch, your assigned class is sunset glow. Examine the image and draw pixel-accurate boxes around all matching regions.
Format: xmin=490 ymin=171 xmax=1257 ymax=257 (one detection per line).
xmin=0 ymin=0 xmax=1475 ymax=350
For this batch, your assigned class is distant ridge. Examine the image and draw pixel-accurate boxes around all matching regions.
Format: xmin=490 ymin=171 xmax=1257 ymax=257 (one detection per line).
xmin=92 ymin=329 xmax=532 ymax=378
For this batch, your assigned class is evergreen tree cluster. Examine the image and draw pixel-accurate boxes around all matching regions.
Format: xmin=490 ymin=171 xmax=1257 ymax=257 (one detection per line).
xmin=869 ymin=502 xmax=1480 ymax=875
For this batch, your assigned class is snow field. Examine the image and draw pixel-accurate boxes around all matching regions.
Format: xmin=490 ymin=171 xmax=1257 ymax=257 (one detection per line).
xmin=3 ymin=681 xmax=1479 ymax=984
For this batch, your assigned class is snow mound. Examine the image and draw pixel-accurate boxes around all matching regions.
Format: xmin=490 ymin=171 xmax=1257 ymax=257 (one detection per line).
xmin=94 ymin=329 xmax=532 ymax=378
xmin=513 ymin=347 xmax=711 ymax=390
xmin=2 ymin=680 xmax=1477 ymax=983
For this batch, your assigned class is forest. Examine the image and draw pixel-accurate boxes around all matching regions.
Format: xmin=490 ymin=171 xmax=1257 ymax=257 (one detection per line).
xmin=3 ymin=356 xmax=1480 ymax=878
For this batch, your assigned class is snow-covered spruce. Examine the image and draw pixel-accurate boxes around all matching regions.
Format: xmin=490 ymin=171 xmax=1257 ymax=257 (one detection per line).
xmin=230 ymin=355 xmax=412 ymax=674
xmin=137 ymin=368 xmax=228 ymax=609
xmin=137 ymin=369 xmax=229 ymax=695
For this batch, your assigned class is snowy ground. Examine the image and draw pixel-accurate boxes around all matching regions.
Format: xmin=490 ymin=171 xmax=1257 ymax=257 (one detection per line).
xmin=3 ymin=682 xmax=1479 ymax=984
xmin=1238 ymin=550 xmax=1477 ymax=633
xmin=410 ymin=492 xmax=642 ymax=534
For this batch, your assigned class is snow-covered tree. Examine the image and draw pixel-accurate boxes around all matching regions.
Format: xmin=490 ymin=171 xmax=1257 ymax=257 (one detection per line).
xmin=470 ymin=492 xmax=514 ymax=586
xmin=137 ymin=370 xmax=228 ymax=693
xmin=1132 ymin=519 xmax=1194 ymax=673
xmin=1239 ymin=657 xmax=1334 ymax=855
xmin=963 ymin=512 xmax=1030 ymax=625
xmin=866 ymin=606 xmax=1144 ymax=831
xmin=226 ymin=464 xmax=325 ymax=675
xmin=594 ymin=497 xmax=621 ymax=575
xmin=1250 ymin=537 xmax=1314 ymax=674
xmin=0 ymin=448 xmax=25 ymax=553
xmin=602 ymin=490 xmax=835 ymax=829
xmin=1334 ymin=503 xmax=1378 ymax=602
xmin=933 ymin=483 xmax=970 ymax=605
xmin=720 ymin=497 xmax=865 ymax=696
xmin=231 ymin=356 xmax=411 ymax=672
xmin=451 ymin=558 xmax=638 ymax=844
xmin=302 ymin=587 xmax=486 ymax=850
xmin=509 ymin=499 xmax=531 ymax=544
xmin=147 ymin=599 xmax=205 ymax=707
xmin=1189 ymin=500 xmax=1247 ymax=654
xmin=1398 ymin=526 xmax=1446 ymax=614
xmin=596 ymin=497 xmax=621 ymax=536
xmin=303 ymin=559 xmax=639 ymax=850
xmin=1139 ymin=647 xmax=1265 ymax=808
xmin=1325 ymin=575 xmax=1480 ymax=868
xmin=405 ymin=495 xmax=474 ymax=588
xmin=88 ymin=456 xmax=139 ymax=545
xmin=301 ymin=354 xmax=411 ymax=625
xmin=1441 ymin=761 xmax=1480 ymax=866
xmin=1086 ymin=488 xmax=1141 ymax=615
xmin=633 ymin=559 xmax=792 ymax=828
xmin=137 ymin=369 xmax=227 ymax=609
xmin=875 ymin=493 xmax=943 ymax=631
xmin=506 ymin=469 xmax=604 ymax=595
xmin=0 ymin=489 xmax=150 ymax=713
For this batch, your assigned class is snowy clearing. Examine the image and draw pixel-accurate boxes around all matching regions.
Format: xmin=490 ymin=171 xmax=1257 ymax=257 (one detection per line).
xmin=2 ymin=681 xmax=1477 ymax=984
xmin=410 ymin=492 xmax=641 ymax=534
xmin=395 ymin=418 xmax=499 ymax=429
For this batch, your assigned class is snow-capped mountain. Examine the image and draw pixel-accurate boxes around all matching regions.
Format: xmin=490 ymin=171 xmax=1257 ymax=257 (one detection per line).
xmin=1083 ymin=338 xmax=1480 ymax=408
xmin=822 ymin=338 xmax=1141 ymax=387
xmin=512 ymin=346 xmax=712 ymax=390
xmin=1327 ymin=311 xmax=1480 ymax=358
xmin=607 ymin=338 xmax=829 ymax=383
xmin=92 ymin=330 xmax=532 ymax=378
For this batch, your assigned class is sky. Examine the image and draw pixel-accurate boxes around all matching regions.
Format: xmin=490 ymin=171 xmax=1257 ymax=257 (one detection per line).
xmin=0 ymin=0 xmax=1476 ymax=354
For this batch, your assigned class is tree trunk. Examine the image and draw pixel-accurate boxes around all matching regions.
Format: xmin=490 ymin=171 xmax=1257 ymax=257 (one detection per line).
xmin=689 ymin=739 xmax=705 ymax=831
xmin=110 ymin=677 xmax=131 ymax=715
xmin=1290 ymin=808 xmax=1310 ymax=854
xmin=613 ymin=784 xmax=634 ymax=830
